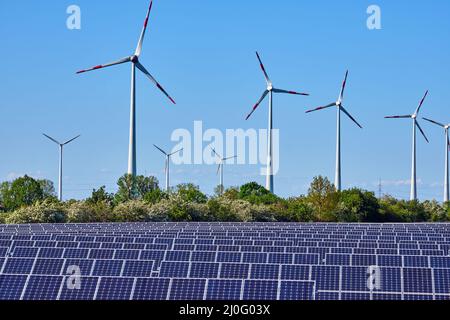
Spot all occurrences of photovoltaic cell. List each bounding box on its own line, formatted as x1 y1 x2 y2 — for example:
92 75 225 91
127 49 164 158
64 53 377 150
159 262 189 278
132 278 170 300
92 260 123 277
95 277 134 300
122 260 154 277
32 259 64 275
279 281 314 300
206 279 242 300
243 280 278 300
220 263 249 279
23 276 63 300
169 279 206 300
189 263 219 279
59 276 99 300
403 268 433 294
0 275 27 300
3 258 35 274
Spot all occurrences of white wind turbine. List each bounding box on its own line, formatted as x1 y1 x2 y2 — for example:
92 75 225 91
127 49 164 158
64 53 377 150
305 71 362 191
43 134 81 201
245 51 309 193
210 146 236 195
385 90 429 201
76 0 175 177
153 144 183 192
423 117 450 203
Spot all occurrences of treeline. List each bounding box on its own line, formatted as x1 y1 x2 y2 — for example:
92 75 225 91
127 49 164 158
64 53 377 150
0 175 449 224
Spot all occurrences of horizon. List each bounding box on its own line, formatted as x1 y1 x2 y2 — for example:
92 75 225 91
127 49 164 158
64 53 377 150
1 0 449 201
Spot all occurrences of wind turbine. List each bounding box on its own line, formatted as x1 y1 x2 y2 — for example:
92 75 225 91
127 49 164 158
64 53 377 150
153 145 183 192
305 71 362 191
43 134 81 201
245 51 309 193
385 90 429 201
423 117 450 202
210 146 236 195
76 0 175 177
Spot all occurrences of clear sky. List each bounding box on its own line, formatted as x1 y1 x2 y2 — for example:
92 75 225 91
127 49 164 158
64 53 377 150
1 0 449 200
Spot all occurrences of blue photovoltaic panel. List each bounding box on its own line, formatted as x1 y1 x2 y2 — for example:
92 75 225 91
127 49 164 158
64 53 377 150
63 248 89 259
403 268 433 294
243 280 278 300
312 266 340 291
38 248 64 259
341 292 371 300
114 249 140 260
88 249 114 260
217 252 241 263
165 250 191 262
23 276 63 300
32 259 64 275
372 293 402 300
206 279 242 300
378 255 402 267
250 264 279 280
281 265 309 281
132 278 170 300
3 258 35 274
0 275 27 300
279 281 314 300
59 276 99 300
379 267 402 293
122 260 153 277
294 254 319 265
169 279 206 300
325 254 350 266
10 247 38 258
404 256 429 268
95 277 134 300
191 251 216 262
316 291 340 300
189 263 219 279
268 253 293 264
351 255 376 266
341 267 369 292
92 260 123 277
63 259 94 277
433 269 450 294
220 263 249 279
403 294 434 301
159 262 189 278
243 252 267 264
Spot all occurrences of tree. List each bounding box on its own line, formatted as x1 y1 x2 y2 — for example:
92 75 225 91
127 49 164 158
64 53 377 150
238 182 279 205
337 188 380 222
306 176 339 221
0 175 55 212
86 186 114 205
114 174 160 203
175 184 208 204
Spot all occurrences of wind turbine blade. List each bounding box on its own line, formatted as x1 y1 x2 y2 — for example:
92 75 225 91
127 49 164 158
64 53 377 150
245 90 269 120
255 52 271 84
273 88 309 96
224 156 237 161
42 133 61 145
63 135 81 146
305 102 336 114
135 61 176 104
153 144 168 156
384 115 412 119
216 164 222 175
422 117 445 128
135 0 153 57
340 106 363 129
210 145 222 160
76 56 131 74
416 121 429 143
339 70 349 101
169 148 183 156
415 90 429 115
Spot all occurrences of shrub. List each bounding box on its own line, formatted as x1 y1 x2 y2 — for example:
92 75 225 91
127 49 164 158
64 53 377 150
5 199 66 224
113 201 152 222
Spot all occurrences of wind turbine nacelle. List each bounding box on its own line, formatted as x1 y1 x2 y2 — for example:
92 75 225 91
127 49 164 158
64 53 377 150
131 55 139 63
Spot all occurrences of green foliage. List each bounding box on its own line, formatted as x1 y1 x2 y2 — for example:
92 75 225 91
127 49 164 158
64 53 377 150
114 174 159 203
143 189 168 205
336 189 381 222
0 175 56 212
238 182 279 205
113 201 152 222
86 186 114 205
306 176 339 221
5 199 66 224
175 184 208 204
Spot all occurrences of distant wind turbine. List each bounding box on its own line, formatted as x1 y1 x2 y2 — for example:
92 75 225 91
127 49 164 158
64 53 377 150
210 146 236 195
153 145 183 192
43 134 81 201
423 117 450 202
305 71 362 191
385 90 430 201
76 0 175 177
245 51 309 193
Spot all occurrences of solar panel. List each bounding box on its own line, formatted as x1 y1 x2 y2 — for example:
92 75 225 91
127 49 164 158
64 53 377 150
59 276 99 300
132 278 170 300
206 279 242 300
32 259 64 275
3 258 35 274
159 262 189 278
403 268 433 294
279 281 315 300
22 276 63 300
250 264 279 280
95 277 134 300
189 262 219 279
243 280 278 300
169 279 206 300
220 263 249 279
0 275 27 300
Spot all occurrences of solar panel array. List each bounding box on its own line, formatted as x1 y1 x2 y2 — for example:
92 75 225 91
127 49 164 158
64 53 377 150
0 223 449 300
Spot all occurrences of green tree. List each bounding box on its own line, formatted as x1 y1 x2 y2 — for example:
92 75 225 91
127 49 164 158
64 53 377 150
337 189 380 222
238 182 279 205
0 175 55 212
306 176 339 221
86 186 114 205
114 174 160 203
175 184 208 203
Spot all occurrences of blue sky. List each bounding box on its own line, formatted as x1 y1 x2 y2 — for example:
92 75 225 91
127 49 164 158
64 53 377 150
0 0 449 200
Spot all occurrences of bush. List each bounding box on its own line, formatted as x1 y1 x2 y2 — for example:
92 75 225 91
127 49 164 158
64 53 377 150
113 201 152 222
66 201 114 223
5 199 66 224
